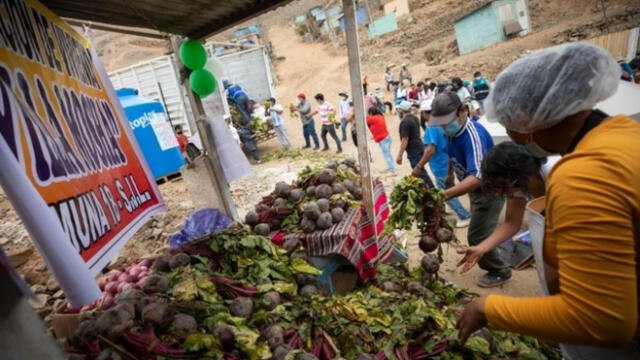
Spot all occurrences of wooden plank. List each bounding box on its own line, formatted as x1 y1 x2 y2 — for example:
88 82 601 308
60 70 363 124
342 0 377 240
170 36 239 220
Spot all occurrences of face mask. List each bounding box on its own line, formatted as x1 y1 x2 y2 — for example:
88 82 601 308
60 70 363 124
442 120 462 136
475 77 481 81
516 142 554 158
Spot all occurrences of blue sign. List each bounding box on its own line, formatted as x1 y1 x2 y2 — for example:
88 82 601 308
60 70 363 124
116 89 185 179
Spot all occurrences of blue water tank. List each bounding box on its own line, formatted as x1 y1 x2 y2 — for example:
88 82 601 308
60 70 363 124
116 88 185 179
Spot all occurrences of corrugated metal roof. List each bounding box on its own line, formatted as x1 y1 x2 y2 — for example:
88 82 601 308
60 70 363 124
40 0 293 39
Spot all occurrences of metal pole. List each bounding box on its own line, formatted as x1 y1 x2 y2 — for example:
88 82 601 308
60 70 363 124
342 0 377 238
170 36 239 220
157 81 176 133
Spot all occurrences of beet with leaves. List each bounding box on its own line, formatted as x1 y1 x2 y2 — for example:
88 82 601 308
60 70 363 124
215 325 236 351
141 274 169 293
331 207 345 223
418 235 438 253
316 212 333 230
421 254 440 274
282 238 301 253
275 181 291 198
253 223 271 236
435 227 454 243
230 296 254 318
173 313 198 334
273 344 293 360
262 325 284 349
169 253 190 269
314 184 333 199
142 301 173 329
151 254 171 272
300 216 317 233
289 188 305 203
96 303 135 339
317 169 336 184
316 198 330 213
245 210 260 226
380 281 402 293
299 284 320 298
262 291 281 310
295 353 319 360
303 202 321 220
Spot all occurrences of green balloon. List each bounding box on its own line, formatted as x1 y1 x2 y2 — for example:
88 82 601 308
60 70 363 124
189 69 217 98
179 40 207 70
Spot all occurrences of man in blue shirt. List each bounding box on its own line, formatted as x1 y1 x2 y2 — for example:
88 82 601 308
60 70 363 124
429 91 511 288
414 100 470 227
224 81 252 125
266 97 291 149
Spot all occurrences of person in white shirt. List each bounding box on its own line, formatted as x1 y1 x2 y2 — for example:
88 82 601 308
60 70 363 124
308 93 342 153
266 97 291 149
452 77 471 101
225 116 241 146
384 66 394 91
338 91 350 142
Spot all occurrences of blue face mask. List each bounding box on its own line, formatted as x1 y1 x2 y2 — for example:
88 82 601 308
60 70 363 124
516 142 554 158
442 120 463 136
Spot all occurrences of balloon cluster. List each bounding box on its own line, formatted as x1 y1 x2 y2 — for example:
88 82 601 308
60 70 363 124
178 40 224 98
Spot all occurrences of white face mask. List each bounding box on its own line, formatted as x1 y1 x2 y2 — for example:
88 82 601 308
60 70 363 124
475 76 481 81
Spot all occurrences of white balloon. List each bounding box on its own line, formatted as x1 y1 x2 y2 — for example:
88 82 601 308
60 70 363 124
205 56 224 79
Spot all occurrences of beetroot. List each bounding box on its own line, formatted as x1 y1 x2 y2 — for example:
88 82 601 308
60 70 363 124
306 186 316 197
317 169 336 184
273 197 286 209
253 223 271 236
230 297 254 318
295 353 319 360
295 273 315 286
407 281 430 296
314 184 333 199
273 344 293 360
316 212 333 230
289 188 305 204
331 207 345 223
173 313 198 334
303 202 321 220
245 210 260 226
282 238 301 254
142 301 173 329
419 235 438 253
117 289 145 305
300 216 317 234
380 281 402 293
435 228 454 243
290 251 309 262
332 182 346 194
316 198 331 213
263 291 281 310
300 284 320 298
169 253 191 269
263 325 284 349
151 254 172 272
421 254 440 274
141 274 169 293
275 182 291 198
215 325 236 351
96 303 135 339
75 320 98 341
357 354 376 360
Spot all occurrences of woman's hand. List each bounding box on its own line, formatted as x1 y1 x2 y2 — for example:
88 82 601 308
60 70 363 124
396 156 403 165
456 296 488 344
456 245 487 274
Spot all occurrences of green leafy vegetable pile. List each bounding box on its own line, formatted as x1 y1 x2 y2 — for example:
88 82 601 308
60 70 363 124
63 227 560 360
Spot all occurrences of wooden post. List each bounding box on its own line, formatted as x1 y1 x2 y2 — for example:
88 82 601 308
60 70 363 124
170 36 239 220
342 0 377 238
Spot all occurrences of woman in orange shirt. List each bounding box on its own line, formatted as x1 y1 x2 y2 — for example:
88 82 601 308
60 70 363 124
456 43 640 358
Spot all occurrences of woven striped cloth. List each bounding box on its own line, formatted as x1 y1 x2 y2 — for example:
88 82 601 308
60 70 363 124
271 179 394 282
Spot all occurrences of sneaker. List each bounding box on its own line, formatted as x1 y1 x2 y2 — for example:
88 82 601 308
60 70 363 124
314 146 320 150
336 149 343 154
302 145 311 149
477 270 512 288
322 148 329 152
456 218 470 228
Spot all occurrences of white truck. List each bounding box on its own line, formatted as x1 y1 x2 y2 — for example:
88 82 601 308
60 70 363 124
108 45 276 139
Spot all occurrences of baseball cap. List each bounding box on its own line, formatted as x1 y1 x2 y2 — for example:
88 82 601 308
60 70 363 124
429 91 462 126
297 93 306 99
397 101 412 112
338 90 348 96
420 98 433 112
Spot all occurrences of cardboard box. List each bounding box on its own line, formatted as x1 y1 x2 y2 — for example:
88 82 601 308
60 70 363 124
51 301 80 339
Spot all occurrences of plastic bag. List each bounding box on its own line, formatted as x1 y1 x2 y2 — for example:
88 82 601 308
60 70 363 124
168 208 232 248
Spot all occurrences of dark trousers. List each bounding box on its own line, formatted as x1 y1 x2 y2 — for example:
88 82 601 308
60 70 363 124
239 127 259 160
302 120 319 147
407 150 434 188
235 95 252 125
468 191 510 273
321 124 342 151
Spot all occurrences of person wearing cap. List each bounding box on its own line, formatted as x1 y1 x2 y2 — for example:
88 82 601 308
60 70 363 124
338 91 351 142
456 43 640 357
373 85 392 114
366 107 395 173
308 93 342 153
293 93 320 150
395 100 434 188
430 91 511 287
224 82 252 125
415 100 471 227
266 97 291 150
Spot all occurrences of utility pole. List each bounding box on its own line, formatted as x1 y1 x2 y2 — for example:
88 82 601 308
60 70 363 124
342 0 377 239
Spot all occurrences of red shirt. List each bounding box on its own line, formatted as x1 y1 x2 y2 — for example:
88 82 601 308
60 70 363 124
408 88 420 100
366 114 389 143
176 134 189 153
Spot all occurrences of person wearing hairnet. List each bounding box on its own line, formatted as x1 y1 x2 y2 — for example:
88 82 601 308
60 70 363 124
456 43 640 359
